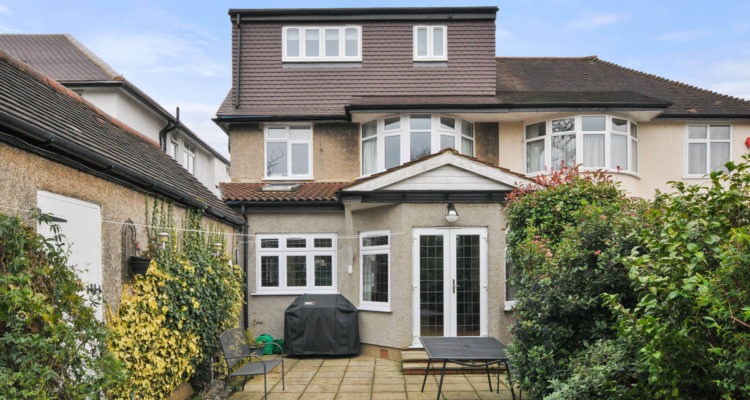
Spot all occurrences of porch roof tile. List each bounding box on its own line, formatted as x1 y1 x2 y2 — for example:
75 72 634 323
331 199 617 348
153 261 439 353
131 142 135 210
220 182 348 202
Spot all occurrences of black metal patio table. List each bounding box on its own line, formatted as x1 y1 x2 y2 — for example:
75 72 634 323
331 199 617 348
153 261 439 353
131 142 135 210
419 336 516 400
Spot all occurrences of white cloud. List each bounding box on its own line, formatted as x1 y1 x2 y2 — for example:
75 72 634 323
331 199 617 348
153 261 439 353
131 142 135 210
85 32 226 78
710 58 750 101
651 29 710 42
567 12 629 30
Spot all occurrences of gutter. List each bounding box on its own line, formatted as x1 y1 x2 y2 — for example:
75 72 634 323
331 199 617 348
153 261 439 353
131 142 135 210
0 110 243 226
159 106 180 152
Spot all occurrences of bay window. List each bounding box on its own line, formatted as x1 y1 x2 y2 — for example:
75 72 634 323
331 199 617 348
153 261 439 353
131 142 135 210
283 26 361 62
524 115 638 174
256 234 336 294
686 124 731 176
265 126 312 179
360 231 390 311
360 114 474 176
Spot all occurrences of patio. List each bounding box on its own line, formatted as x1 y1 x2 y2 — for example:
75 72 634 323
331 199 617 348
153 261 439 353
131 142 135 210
227 355 517 400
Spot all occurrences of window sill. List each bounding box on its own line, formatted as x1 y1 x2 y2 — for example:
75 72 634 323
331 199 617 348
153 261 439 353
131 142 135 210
252 289 338 296
526 168 640 180
262 176 314 181
358 304 391 313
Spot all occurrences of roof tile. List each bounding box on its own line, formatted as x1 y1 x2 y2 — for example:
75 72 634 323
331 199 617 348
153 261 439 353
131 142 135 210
221 182 348 202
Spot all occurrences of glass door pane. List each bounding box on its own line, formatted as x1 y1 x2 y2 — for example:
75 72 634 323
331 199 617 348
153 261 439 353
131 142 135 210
455 234 480 336
419 235 444 337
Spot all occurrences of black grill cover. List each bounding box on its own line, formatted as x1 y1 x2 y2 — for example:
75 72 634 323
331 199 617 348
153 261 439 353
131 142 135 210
284 294 360 356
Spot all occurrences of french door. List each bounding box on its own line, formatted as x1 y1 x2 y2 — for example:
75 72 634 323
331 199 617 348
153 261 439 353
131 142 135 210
412 228 488 346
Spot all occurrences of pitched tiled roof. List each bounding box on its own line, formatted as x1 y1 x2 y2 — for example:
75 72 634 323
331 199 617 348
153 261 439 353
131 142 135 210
0 34 230 164
0 34 116 81
496 56 750 118
221 182 348 203
0 50 242 225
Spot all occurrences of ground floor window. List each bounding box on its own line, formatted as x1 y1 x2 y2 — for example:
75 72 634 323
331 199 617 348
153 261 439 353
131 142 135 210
686 124 731 176
255 233 336 294
360 230 390 311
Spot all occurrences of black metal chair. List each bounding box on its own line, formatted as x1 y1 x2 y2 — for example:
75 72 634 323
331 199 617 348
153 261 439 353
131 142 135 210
219 328 285 398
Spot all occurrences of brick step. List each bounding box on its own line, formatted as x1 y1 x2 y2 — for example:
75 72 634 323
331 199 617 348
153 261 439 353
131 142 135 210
400 349 507 375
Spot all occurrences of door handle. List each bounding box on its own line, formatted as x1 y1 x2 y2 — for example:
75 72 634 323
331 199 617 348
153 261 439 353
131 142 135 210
452 279 460 293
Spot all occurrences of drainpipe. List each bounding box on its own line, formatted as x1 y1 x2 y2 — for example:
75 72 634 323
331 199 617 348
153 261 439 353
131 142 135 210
234 13 241 109
159 107 180 152
241 204 249 331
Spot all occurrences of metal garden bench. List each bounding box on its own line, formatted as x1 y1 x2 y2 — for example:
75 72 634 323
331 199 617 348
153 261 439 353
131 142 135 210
219 328 285 398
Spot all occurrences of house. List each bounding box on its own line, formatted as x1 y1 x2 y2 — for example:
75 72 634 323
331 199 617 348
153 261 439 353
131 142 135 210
0 34 231 196
214 6 750 357
0 49 243 321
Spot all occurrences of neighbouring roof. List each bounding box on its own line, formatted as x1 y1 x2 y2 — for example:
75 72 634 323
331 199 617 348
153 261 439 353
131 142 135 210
221 182 348 203
0 34 230 164
0 50 242 225
495 56 750 118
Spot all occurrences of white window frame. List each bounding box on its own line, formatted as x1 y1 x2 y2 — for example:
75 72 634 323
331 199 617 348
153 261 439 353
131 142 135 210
264 125 313 180
183 142 195 174
523 115 639 176
283 26 362 62
360 114 474 177
359 230 391 312
168 137 179 160
413 25 448 61
255 233 337 295
684 124 732 178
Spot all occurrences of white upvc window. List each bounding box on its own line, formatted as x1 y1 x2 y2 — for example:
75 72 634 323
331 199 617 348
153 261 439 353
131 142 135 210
359 230 391 312
183 142 195 174
283 26 362 62
255 234 337 294
168 137 178 160
360 114 474 176
264 125 313 180
413 25 447 61
686 124 731 177
524 115 639 175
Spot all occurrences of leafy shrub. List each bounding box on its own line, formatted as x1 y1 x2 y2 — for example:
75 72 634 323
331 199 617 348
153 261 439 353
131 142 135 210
0 212 122 399
106 264 201 399
107 199 244 396
611 157 750 399
505 166 646 399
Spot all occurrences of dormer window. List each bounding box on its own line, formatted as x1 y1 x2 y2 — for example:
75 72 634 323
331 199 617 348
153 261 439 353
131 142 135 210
413 26 447 61
283 26 362 62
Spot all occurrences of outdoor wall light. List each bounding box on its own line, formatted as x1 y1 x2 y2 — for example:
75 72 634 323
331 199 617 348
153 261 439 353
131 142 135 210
445 203 459 223
212 242 223 256
157 232 170 249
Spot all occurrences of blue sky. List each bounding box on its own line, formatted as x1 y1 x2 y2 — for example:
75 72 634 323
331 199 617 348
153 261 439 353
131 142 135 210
1 0 749 158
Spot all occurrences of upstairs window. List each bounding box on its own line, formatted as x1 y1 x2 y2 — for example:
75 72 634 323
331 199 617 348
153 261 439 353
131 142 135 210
525 115 638 175
168 137 178 160
413 26 447 61
686 124 731 176
265 126 313 179
361 114 474 176
283 26 361 62
183 142 195 174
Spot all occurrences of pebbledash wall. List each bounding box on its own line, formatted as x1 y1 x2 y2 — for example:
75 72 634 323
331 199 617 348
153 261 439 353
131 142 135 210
245 202 513 351
0 142 237 313
228 122 500 183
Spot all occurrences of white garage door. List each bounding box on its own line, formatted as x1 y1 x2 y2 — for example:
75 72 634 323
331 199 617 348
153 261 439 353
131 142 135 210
37 191 103 321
